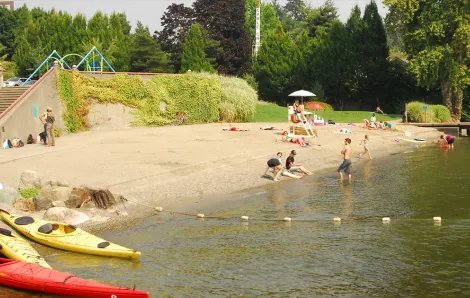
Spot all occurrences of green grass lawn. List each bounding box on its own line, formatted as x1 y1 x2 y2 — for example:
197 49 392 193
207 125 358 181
248 103 402 123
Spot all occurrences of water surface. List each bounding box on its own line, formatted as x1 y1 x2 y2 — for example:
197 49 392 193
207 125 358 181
3 139 470 297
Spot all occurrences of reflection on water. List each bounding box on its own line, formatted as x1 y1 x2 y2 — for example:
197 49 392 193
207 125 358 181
1 140 470 297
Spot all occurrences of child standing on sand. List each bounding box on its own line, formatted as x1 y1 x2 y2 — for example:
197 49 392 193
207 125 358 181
359 134 372 159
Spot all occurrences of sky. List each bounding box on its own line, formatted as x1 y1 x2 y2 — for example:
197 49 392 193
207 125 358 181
14 0 388 33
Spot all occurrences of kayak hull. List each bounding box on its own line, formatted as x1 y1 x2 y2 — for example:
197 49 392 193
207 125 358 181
0 210 140 259
0 228 51 268
0 257 149 298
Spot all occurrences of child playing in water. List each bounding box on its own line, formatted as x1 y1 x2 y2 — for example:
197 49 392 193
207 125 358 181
440 134 455 149
359 134 372 159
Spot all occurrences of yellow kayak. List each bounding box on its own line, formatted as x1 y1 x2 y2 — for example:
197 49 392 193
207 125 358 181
0 227 51 268
0 210 141 259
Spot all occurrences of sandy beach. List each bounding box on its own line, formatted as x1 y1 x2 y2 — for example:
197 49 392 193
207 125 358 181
0 121 441 227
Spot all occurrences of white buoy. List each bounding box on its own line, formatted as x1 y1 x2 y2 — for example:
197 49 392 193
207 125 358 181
283 217 292 222
241 216 249 221
155 207 163 212
197 214 205 219
433 217 442 222
382 217 391 223
333 217 341 222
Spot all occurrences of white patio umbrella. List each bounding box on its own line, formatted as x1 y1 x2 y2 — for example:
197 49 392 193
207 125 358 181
288 90 316 104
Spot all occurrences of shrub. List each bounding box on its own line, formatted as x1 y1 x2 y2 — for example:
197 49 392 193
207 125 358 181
19 188 40 199
431 105 451 123
304 101 334 111
219 76 257 122
407 101 450 123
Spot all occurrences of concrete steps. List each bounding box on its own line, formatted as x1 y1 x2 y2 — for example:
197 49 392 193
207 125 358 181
0 87 30 114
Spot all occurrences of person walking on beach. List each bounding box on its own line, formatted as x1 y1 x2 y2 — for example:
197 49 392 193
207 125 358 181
338 138 352 181
39 107 51 145
359 134 372 159
45 108 55 147
286 150 312 175
440 134 455 149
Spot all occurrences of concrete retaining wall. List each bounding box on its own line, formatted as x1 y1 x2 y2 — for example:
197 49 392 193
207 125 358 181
0 68 66 142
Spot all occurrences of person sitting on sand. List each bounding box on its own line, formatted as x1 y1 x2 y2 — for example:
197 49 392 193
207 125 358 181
378 121 385 129
286 150 313 175
359 134 372 159
376 106 384 114
440 134 455 149
223 123 249 132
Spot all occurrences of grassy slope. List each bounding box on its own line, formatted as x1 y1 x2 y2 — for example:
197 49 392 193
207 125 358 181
248 103 402 123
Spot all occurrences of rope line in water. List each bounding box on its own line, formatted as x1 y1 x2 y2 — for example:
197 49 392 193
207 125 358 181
154 207 443 224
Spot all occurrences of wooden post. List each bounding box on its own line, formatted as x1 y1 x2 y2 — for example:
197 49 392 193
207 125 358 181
405 103 407 123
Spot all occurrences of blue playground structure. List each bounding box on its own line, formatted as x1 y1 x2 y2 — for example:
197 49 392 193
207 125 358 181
21 46 115 86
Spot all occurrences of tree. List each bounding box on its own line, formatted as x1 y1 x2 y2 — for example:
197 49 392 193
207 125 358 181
107 12 131 71
193 0 252 76
245 0 281 45
155 4 195 72
180 23 218 73
310 21 353 110
284 0 308 21
0 6 17 58
254 25 303 103
130 22 172 73
306 0 338 38
384 0 470 120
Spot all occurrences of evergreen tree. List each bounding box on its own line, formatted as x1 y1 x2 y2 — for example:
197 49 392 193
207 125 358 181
0 6 17 58
245 0 281 45
71 14 89 55
108 12 131 71
254 25 303 103
358 1 390 109
306 0 338 38
193 0 252 76
180 23 218 73
130 22 172 73
155 4 195 72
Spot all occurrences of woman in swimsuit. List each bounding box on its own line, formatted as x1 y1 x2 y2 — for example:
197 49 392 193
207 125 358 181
359 134 372 159
293 99 305 115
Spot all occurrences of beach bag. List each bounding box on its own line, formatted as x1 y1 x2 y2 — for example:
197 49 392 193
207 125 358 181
2 139 11 149
328 120 335 125
27 134 34 144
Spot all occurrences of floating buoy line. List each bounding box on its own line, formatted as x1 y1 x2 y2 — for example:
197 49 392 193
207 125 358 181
154 207 444 224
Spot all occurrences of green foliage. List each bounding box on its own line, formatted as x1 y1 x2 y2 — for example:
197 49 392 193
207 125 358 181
384 0 470 119
406 102 451 123
1 61 16 79
254 25 303 103
245 0 281 43
219 76 258 122
19 188 40 199
54 128 62 138
130 22 173 73
58 70 227 128
242 73 259 94
180 23 217 73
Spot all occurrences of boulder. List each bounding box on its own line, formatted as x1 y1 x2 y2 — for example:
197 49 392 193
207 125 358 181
52 187 73 202
14 198 35 212
33 196 53 211
39 188 54 201
18 171 41 190
0 187 20 207
65 195 82 208
41 180 59 189
52 200 66 208
43 207 89 225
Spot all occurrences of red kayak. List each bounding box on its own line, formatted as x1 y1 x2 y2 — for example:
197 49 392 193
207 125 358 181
0 258 149 298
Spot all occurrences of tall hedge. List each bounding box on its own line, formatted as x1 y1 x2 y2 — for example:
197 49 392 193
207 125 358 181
219 76 257 122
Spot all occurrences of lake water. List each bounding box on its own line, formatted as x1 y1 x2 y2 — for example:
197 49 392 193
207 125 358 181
2 139 470 297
